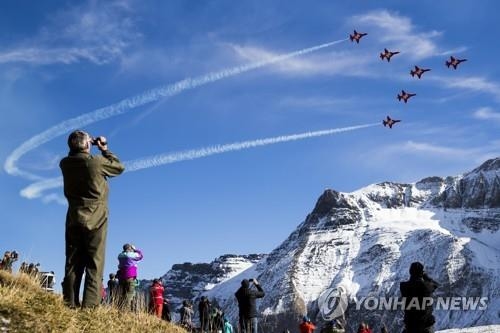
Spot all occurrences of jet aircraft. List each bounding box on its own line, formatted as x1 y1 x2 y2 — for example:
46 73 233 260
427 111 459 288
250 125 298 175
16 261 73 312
446 56 467 69
410 66 431 79
397 90 416 103
350 30 367 43
383 116 401 128
380 48 400 62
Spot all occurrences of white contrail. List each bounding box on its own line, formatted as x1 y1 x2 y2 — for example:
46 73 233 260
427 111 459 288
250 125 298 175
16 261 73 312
4 38 348 180
19 122 378 200
125 123 377 171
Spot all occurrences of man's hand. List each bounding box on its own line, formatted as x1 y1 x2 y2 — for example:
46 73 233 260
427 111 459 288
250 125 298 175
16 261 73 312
96 136 108 152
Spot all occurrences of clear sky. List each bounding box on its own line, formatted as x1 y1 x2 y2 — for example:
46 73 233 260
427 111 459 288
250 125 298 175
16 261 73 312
1 1 499 287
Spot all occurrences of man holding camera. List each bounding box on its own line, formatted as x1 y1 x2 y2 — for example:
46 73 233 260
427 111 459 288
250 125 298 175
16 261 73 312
235 278 265 333
60 130 125 309
0 251 18 272
400 261 439 333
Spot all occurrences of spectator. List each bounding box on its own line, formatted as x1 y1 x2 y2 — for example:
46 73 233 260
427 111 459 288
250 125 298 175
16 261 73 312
299 316 316 333
235 278 265 333
162 298 172 322
357 322 372 333
149 279 164 318
224 317 234 333
60 130 124 308
180 300 194 331
400 262 439 333
198 296 211 332
117 243 143 310
107 273 119 305
0 251 18 273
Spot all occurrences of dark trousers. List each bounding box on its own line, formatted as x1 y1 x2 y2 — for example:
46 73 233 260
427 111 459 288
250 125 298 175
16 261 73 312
239 316 258 333
403 327 434 333
63 220 107 308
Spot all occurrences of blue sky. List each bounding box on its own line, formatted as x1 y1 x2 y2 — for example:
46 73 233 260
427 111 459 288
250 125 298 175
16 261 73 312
1 0 499 286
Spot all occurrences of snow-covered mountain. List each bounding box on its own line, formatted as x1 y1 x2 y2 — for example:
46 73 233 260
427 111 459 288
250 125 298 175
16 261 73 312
202 157 500 332
152 254 264 314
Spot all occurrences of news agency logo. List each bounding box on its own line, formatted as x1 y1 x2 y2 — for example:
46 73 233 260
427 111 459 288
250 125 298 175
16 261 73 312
317 286 489 317
318 286 348 320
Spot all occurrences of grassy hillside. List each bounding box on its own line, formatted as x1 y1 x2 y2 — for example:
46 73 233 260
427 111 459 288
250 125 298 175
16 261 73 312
0 270 187 333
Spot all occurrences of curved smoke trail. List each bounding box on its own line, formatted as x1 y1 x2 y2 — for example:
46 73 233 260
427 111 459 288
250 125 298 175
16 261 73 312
4 38 348 180
20 123 378 200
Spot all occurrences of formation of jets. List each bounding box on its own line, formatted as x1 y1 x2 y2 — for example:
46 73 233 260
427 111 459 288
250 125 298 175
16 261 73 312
349 29 468 129
380 48 400 62
446 56 467 69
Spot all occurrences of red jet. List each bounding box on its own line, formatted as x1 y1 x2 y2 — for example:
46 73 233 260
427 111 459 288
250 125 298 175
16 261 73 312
383 116 401 129
397 90 416 103
349 30 367 44
446 56 467 69
380 48 400 62
410 66 431 79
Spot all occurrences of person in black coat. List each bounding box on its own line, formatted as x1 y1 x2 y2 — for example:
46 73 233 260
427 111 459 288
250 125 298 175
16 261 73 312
400 262 439 333
235 278 265 333
198 296 211 332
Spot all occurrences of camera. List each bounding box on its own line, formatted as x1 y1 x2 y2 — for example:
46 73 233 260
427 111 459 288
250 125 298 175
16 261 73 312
11 251 18 260
249 278 254 283
91 137 107 146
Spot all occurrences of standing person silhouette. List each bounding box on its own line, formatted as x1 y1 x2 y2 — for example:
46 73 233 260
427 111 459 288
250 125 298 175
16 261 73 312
60 130 124 308
235 278 265 333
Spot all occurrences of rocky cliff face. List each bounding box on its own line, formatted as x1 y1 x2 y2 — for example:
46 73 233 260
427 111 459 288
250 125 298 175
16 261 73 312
203 157 500 332
146 254 264 316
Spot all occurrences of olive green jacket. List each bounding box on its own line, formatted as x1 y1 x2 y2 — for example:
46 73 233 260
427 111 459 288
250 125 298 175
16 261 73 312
60 150 125 230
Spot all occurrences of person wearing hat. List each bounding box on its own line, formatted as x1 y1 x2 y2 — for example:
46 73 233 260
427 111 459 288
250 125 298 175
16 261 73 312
400 262 439 333
60 130 124 308
299 316 316 333
235 278 265 333
117 243 143 310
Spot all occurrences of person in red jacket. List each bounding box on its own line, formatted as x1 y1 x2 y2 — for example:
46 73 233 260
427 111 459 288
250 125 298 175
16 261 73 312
299 316 316 333
357 322 372 333
149 279 164 318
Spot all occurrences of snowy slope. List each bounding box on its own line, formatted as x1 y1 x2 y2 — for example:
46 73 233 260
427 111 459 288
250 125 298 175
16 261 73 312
142 254 264 316
437 325 500 333
201 157 500 332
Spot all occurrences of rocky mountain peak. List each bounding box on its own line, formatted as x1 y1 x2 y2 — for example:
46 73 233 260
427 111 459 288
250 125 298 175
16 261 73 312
469 157 500 173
